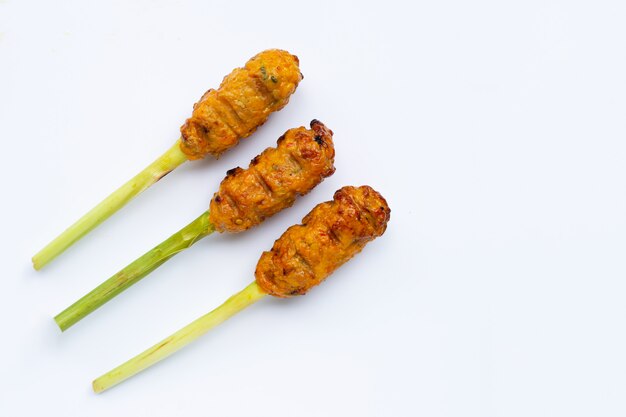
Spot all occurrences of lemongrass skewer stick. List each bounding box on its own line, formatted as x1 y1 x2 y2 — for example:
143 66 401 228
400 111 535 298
54 211 214 331
32 140 188 270
93 281 266 393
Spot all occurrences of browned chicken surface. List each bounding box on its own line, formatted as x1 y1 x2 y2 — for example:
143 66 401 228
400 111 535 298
209 120 335 233
180 49 302 160
255 186 391 297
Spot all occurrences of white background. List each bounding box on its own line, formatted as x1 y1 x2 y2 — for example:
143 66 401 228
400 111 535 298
1 0 625 415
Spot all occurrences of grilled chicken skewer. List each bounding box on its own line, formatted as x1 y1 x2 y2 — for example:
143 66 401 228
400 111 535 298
93 185 390 393
32 49 302 270
55 121 335 331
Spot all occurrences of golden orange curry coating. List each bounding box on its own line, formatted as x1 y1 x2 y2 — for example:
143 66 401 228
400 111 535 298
179 49 302 160
208 120 335 233
255 186 391 297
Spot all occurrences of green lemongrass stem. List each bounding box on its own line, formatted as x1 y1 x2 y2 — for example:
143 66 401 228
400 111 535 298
32 140 189 270
54 211 214 331
93 281 266 393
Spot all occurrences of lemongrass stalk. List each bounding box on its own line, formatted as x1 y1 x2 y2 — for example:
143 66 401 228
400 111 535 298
32 140 189 270
93 281 266 393
55 211 214 331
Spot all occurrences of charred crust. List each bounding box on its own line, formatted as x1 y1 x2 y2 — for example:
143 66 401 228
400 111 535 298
294 249 313 272
314 135 324 145
215 195 222 203
310 119 334 138
326 225 341 244
197 123 209 137
250 155 261 165
226 167 241 177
